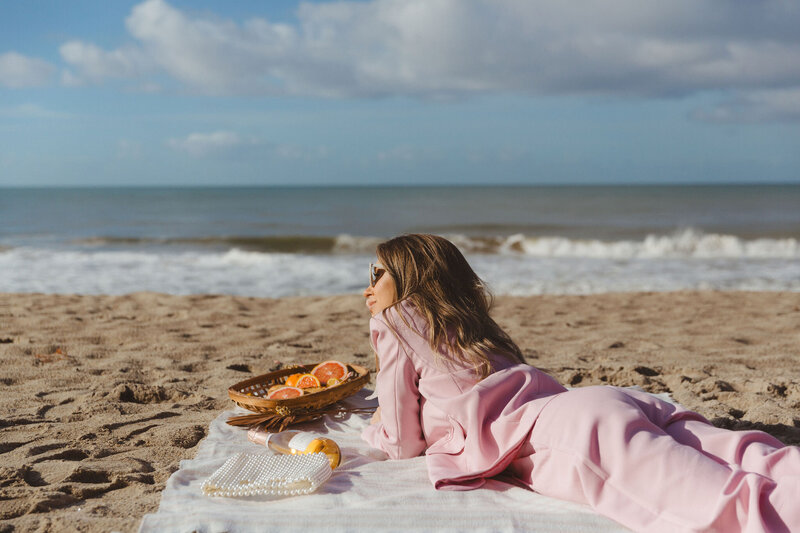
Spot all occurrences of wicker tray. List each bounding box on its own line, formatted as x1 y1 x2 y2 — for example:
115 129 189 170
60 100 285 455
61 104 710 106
227 363 371 430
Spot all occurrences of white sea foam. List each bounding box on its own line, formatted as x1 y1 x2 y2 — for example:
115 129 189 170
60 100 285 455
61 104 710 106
332 234 384 253
467 229 800 259
1 245 798 297
319 229 800 259
0 247 370 297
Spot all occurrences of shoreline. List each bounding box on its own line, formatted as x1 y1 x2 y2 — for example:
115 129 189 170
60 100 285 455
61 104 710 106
1 291 799 531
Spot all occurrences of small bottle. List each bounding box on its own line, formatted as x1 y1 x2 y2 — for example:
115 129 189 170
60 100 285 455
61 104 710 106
248 428 341 469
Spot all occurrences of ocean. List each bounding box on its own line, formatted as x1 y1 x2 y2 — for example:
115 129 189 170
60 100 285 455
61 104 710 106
1 185 798 296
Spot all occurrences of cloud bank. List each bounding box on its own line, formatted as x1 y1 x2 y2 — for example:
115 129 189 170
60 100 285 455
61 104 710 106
166 131 328 160
0 52 55 88
166 131 251 157
42 0 800 121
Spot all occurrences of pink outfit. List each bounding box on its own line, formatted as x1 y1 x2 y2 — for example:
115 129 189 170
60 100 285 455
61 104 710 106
362 301 800 533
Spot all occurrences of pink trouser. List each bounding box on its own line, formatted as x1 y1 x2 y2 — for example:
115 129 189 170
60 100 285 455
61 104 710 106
507 386 800 533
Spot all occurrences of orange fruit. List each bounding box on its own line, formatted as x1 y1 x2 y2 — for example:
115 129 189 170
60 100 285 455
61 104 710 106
327 377 341 387
267 386 304 400
284 373 303 387
294 373 321 389
311 360 349 386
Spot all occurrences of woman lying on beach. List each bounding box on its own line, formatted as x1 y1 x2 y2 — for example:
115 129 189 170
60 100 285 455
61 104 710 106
361 234 800 533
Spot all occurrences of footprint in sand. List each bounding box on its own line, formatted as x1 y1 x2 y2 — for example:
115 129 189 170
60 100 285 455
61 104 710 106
57 469 128 500
0 464 49 488
169 424 206 449
25 491 81 515
31 449 89 464
26 443 67 456
64 467 110 484
0 440 34 454
110 383 189 403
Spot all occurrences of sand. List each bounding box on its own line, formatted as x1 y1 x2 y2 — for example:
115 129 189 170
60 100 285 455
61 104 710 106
1 291 799 532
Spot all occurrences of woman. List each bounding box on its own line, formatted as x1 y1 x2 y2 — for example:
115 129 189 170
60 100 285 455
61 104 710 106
361 234 799 533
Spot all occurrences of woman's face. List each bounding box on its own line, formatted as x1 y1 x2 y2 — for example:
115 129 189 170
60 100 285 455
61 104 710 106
363 262 397 316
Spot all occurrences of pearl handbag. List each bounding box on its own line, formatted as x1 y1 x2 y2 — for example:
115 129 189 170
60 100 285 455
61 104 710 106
202 452 332 498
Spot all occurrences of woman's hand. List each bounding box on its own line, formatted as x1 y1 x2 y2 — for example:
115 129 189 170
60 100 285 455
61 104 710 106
371 406 381 424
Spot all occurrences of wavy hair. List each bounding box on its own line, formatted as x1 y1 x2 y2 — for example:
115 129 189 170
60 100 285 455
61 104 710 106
376 234 524 378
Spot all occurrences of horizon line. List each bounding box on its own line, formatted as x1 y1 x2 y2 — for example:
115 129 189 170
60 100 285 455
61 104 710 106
2 181 799 190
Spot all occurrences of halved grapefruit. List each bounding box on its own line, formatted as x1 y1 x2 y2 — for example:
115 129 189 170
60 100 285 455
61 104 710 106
267 386 304 400
311 360 349 386
267 384 287 394
294 373 321 389
284 373 303 387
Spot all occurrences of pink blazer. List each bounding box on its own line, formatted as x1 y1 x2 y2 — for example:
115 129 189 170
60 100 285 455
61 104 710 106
361 300 566 490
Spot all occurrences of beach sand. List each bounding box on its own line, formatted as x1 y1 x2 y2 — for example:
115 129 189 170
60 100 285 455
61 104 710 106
1 291 799 532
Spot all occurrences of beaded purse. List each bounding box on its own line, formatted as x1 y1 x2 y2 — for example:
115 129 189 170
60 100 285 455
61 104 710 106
202 452 332 498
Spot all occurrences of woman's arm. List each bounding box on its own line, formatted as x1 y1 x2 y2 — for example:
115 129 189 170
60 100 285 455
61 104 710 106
361 316 427 459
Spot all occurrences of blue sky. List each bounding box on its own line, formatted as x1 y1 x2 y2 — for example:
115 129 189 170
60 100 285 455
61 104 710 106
1 0 799 187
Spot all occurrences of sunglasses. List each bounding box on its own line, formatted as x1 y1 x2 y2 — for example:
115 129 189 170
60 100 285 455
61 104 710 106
369 262 386 287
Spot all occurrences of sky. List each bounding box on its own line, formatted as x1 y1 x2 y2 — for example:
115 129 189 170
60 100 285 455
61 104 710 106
1 0 799 187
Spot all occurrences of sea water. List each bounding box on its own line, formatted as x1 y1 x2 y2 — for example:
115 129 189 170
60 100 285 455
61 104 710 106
1 185 798 296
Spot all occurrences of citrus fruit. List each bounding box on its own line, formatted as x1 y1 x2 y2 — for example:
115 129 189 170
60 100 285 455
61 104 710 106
284 373 303 387
294 373 321 389
326 377 341 387
311 360 349 386
267 386 304 400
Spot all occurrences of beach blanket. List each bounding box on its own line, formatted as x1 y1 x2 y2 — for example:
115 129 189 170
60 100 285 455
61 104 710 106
139 389 633 533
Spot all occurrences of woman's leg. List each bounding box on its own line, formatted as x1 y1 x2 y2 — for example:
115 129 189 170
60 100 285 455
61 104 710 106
618 387 800 482
667 417 800 481
509 386 800 533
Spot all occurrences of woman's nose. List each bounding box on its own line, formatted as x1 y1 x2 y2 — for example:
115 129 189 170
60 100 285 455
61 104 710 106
363 285 373 297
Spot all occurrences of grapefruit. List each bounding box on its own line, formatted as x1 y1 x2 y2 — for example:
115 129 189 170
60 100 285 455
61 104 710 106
294 373 321 389
267 386 303 400
284 373 303 387
312 360 349 386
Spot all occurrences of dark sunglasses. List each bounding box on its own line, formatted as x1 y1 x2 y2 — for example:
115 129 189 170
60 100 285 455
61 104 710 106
370 262 386 287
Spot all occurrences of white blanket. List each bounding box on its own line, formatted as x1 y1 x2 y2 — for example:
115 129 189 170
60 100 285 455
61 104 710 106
140 390 631 532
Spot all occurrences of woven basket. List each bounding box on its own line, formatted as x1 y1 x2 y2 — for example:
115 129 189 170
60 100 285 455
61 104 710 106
227 363 371 430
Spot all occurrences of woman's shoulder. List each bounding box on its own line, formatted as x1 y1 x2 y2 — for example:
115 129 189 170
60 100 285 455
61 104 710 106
370 300 434 365
371 299 428 336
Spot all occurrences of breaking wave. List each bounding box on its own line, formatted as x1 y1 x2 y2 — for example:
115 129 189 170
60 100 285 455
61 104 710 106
461 229 800 259
1 241 799 296
67 228 800 259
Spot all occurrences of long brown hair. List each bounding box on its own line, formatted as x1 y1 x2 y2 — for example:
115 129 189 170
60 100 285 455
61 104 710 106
376 234 524 378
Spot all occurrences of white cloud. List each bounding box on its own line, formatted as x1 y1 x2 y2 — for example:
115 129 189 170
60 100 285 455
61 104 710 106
59 40 153 84
56 0 800 120
0 52 55 88
166 131 250 156
693 89 800 123
166 131 329 160
60 68 85 87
